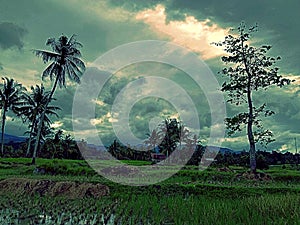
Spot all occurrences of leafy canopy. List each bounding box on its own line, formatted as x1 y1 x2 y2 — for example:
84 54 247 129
214 22 292 146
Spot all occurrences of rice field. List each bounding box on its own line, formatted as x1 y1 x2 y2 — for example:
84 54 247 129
0 193 299 224
0 158 300 224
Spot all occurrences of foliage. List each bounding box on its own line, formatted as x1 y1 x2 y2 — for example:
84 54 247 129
108 140 152 161
214 22 292 172
144 118 196 157
144 128 161 151
186 144 205 166
40 130 83 160
32 34 86 164
33 35 85 87
0 77 26 156
18 84 60 157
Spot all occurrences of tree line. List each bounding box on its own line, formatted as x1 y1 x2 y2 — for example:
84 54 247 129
3 129 83 160
0 35 85 164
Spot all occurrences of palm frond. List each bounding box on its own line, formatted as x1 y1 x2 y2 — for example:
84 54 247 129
33 34 86 94
33 50 60 63
42 62 59 81
67 34 83 49
71 57 86 71
66 63 80 84
46 37 57 50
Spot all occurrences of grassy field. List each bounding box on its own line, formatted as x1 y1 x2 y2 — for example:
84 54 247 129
0 158 299 224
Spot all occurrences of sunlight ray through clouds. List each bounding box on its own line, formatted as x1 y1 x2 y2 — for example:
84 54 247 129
136 5 230 59
50 121 63 129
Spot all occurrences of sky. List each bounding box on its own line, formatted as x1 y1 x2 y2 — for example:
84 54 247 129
0 0 300 152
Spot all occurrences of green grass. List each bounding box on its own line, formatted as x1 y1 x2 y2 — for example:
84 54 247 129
0 158 300 224
0 193 299 224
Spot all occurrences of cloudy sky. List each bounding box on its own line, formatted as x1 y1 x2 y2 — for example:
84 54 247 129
0 0 299 152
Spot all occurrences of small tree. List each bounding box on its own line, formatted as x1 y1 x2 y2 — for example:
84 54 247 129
214 22 292 173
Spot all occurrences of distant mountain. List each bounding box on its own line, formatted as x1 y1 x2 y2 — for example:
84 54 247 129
133 144 242 154
220 147 242 154
86 144 107 151
206 146 242 154
0 133 27 144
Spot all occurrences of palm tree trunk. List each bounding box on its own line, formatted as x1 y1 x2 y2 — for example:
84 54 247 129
32 76 60 165
51 143 57 159
26 120 36 157
26 135 32 157
1 109 6 156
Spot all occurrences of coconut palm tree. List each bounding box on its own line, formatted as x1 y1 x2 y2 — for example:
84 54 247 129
158 118 180 157
144 128 162 152
177 123 191 149
27 122 54 158
39 129 64 159
0 77 26 156
18 84 60 157
32 34 85 164
61 134 80 159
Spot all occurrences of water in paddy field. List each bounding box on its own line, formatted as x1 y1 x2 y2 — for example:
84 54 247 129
0 209 117 225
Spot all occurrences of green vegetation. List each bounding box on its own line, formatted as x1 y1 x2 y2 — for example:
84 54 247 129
0 34 86 165
0 158 299 224
0 23 299 224
0 192 299 225
214 22 292 173
20 84 60 157
31 34 85 165
0 77 26 155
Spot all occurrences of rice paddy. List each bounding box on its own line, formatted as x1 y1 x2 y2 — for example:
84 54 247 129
0 158 299 224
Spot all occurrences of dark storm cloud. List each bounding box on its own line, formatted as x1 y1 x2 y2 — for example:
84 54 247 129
1 0 299 151
108 0 300 74
168 1 300 74
0 0 109 60
108 0 162 11
0 22 27 50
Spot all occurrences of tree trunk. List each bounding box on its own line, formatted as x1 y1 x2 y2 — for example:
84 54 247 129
26 119 36 157
26 136 32 157
242 38 257 174
247 82 256 173
26 134 32 157
31 156 36 165
32 76 59 165
1 109 6 156
248 120 256 173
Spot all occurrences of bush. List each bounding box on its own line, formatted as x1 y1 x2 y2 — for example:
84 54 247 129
256 154 269 170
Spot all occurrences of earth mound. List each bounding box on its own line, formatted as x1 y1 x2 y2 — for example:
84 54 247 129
101 165 143 177
235 171 272 181
0 178 109 199
217 167 234 172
